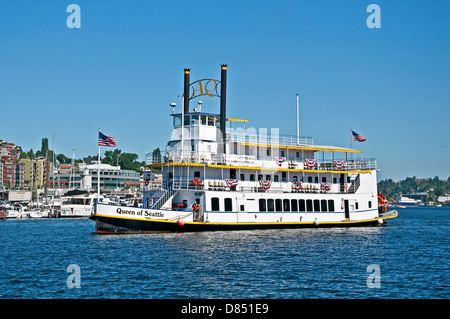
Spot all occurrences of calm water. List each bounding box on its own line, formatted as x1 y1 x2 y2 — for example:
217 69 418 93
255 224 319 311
0 207 448 299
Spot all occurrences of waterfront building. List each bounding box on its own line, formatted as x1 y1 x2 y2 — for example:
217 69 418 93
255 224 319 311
50 162 141 192
19 157 52 190
1 156 25 189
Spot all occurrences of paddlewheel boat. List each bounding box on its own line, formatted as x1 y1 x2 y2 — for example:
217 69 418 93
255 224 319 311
90 65 398 233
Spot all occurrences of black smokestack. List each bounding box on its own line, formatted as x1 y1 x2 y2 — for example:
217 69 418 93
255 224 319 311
220 64 227 142
183 68 190 113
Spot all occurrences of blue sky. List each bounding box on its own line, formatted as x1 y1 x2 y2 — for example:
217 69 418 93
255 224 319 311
1 0 449 181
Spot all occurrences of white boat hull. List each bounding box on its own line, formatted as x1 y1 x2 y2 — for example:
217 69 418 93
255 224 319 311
90 203 397 233
29 211 49 218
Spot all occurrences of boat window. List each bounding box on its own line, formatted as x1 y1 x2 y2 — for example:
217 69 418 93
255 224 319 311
211 197 220 211
283 199 290 212
266 175 271 181
368 201 372 208
306 199 313 212
208 116 214 126
291 199 298 211
314 200 320 212
293 176 298 181
184 115 190 126
355 202 359 210
328 200 335 212
215 117 220 128
307 176 312 183
259 199 266 212
194 171 201 178
315 176 319 183
267 199 274 212
240 174 245 180
201 115 207 125
274 175 279 182
191 115 200 125
299 199 306 212
250 174 255 181
258 174 263 181
322 177 327 182
321 199 327 212
281 172 286 182
275 199 282 212
174 115 181 126
224 198 233 211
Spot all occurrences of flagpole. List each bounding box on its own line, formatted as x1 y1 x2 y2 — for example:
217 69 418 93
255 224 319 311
296 93 300 145
98 128 101 201
350 128 353 150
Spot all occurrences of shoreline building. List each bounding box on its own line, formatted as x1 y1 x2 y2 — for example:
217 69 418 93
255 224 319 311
51 162 140 192
19 157 52 190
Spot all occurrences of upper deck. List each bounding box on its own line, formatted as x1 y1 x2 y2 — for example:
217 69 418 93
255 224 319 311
146 117 375 174
146 65 376 175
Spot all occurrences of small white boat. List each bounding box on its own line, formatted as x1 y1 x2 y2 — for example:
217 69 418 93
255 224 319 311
29 209 49 218
7 204 30 219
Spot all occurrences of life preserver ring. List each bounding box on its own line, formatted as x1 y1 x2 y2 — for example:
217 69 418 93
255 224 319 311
192 177 200 185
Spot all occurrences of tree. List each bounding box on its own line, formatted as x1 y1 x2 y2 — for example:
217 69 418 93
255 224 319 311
102 149 143 172
57 153 71 164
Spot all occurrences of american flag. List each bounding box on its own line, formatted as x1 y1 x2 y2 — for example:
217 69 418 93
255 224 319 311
352 130 366 142
99 132 117 147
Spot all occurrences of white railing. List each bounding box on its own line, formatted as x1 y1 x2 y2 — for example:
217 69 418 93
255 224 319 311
227 131 314 147
149 150 377 172
163 176 360 195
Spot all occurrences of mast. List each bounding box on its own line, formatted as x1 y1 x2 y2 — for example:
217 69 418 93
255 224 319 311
296 93 300 145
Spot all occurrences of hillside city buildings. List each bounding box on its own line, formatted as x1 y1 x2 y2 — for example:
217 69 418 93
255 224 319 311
0 139 141 199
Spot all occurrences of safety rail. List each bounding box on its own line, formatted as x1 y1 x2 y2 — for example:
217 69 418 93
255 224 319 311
164 176 362 195
148 152 377 172
150 183 174 209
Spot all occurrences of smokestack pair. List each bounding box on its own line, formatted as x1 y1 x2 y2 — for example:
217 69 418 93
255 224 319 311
183 65 227 141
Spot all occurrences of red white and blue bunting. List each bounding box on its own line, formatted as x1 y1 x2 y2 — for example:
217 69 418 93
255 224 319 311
291 180 302 190
334 160 345 170
224 179 239 189
320 182 332 191
304 159 317 169
259 180 272 190
274 157 286 166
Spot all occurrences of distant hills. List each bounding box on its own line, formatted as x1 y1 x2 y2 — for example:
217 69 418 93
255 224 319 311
378 176 450 203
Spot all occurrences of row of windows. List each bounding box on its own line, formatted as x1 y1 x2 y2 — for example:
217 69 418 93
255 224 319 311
210 197 335 213
259 198 335 212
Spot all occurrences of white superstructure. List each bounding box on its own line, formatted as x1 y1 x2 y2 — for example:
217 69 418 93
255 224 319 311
91 65 397 232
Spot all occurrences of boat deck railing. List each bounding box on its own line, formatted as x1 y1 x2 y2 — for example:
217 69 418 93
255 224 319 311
144 176 361 195
149 150 376 172
227 131 314 147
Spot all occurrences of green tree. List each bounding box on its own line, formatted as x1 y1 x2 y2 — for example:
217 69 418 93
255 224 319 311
102 149 143 172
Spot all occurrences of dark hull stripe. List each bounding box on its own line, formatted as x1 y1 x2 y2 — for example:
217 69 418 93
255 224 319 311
91 215 381 233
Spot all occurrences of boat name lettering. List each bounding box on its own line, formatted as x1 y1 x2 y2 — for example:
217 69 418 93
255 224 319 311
116 208 164 218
